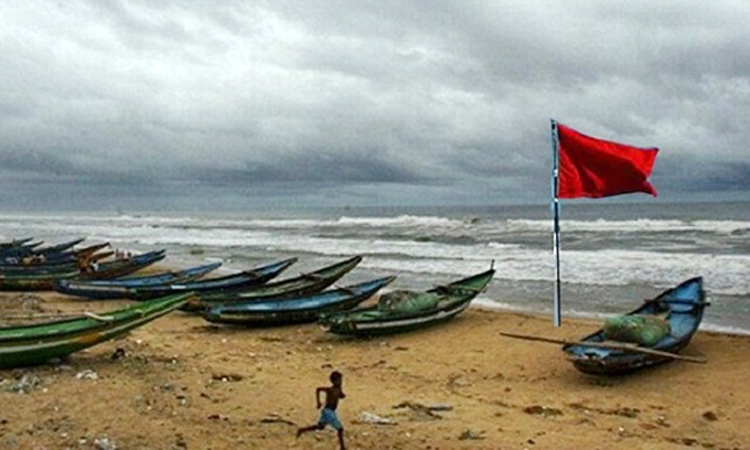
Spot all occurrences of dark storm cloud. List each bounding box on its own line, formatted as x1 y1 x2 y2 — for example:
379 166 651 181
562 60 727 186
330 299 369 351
0 148 143 183
702 163 750 192
0 0 748 206
189 150 424 184
656 156 750 193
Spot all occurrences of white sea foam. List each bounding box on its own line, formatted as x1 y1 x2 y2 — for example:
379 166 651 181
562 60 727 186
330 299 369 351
503 218 750 234
336 215 467 228
7 213 749 237
699 323 750 336
472 298 540 314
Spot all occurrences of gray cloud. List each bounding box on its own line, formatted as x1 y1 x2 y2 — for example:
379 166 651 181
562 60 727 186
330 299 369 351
188 150 424 184
0 1 748 208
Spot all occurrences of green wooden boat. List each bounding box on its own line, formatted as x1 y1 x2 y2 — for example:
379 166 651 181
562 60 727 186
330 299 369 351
185 255 363 311
0 268 81 291
320 267 495 337
0 292 192 369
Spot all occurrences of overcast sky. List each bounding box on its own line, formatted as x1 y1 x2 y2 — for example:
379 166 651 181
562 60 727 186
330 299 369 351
1 1 749 211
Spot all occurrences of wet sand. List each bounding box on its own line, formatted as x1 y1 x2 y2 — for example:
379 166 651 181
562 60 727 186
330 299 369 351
1 290 749 450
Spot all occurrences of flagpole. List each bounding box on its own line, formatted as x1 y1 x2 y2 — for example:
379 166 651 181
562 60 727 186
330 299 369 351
550 119 562 327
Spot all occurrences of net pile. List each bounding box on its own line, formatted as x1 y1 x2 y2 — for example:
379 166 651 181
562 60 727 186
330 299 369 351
603 314 671 346
378 291 441 313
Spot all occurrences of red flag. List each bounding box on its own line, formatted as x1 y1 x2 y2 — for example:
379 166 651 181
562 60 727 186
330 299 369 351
556 123 658 199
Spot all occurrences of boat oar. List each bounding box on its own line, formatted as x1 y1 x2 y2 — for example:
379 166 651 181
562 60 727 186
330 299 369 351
83 312 115 322
499 332 707 364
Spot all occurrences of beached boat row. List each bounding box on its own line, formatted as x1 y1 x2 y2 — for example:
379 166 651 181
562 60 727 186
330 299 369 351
0 240 496 369
50 253 496 333
0 236 708 376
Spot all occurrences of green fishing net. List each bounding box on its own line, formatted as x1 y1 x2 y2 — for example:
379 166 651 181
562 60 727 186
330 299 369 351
378 290 441 313
603 314 671 346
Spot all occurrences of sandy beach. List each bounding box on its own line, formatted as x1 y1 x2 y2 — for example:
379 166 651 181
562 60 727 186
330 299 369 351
1 289 749 450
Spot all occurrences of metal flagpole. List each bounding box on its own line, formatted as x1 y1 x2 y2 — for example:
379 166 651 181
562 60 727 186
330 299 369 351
550 119 562 327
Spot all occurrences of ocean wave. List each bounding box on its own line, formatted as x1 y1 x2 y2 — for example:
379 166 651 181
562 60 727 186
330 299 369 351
8 213 750 237
2 212 749 298
336 215 468 228
503 218 750 234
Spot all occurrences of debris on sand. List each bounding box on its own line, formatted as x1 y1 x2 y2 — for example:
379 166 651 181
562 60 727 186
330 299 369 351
355 411 396 425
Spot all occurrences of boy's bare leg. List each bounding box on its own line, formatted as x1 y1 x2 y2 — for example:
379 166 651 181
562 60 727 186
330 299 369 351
296 424 322 438
337 429 346 450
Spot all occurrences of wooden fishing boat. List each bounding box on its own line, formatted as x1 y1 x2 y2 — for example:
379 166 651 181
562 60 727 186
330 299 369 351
0 243 110 271
117 257 299 301
73 242 111 257
0 242 112 267
0 238 41 258
0 250 168 290
0 238 86 265
186 255 364 311
46 242 111 265
320 267 495 337
0 237 34 253
201 276 396 326
0 262 79 274
77 249 167 280
31 237 86 256
0 292 192 369
52 261 224 299
561 277 707 375
0 267 81 291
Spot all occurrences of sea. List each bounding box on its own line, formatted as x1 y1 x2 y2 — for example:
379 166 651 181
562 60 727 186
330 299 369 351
0 200 748 334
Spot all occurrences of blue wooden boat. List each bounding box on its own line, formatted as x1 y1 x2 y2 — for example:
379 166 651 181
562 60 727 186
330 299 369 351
46 242 111 264
321 268 495 337
118 258 299 301
201 276 396 326
0 237 34 252
0 250 168 291
562 277 707 375
0 242 111 271
53 261 223 299
0 238 40 257
188 255 364 311
0 237 86 265
32 237 86 256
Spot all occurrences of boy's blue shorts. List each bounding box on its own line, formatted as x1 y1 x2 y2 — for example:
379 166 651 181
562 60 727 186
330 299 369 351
318 407 343 430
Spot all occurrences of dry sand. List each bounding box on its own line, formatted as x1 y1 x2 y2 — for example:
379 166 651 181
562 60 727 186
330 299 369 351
1 290 749 450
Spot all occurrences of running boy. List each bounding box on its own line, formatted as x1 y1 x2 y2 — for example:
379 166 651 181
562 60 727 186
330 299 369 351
297 370 346 450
